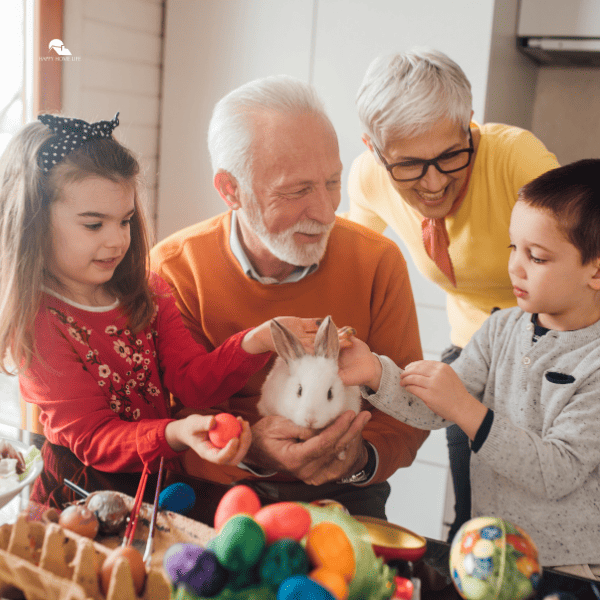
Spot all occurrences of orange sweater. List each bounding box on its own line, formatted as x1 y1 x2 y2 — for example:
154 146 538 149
150 212 428 485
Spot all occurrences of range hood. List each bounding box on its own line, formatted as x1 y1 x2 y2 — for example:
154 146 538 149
517 0 600 66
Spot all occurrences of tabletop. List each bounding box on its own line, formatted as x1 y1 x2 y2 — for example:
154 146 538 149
2 425 599 600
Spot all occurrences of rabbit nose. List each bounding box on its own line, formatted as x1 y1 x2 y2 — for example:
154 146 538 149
305 416 317 428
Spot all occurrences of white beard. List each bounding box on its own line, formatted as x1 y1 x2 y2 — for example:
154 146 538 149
239 193 333 267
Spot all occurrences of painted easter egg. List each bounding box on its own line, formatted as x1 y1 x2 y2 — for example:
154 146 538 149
208 514 266 571
159 482 196 515
305 521 356 582
163 543 227 597
209 413 242 448
310 567 350 600
214 484 262 532
449 516 542 600
254 502 312 545
277 575 336 600
259 538 310 589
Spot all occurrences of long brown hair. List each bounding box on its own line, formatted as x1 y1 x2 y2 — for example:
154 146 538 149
0 120 155 375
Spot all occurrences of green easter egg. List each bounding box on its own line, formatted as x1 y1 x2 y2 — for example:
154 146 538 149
259 538 310 589
211 514 266 571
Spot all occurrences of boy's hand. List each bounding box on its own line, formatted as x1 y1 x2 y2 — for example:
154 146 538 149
338 336 382 390
166 414 252 466
400 361 487 439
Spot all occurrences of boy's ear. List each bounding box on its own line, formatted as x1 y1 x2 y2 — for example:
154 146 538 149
214 171 241 209
589 259 600 290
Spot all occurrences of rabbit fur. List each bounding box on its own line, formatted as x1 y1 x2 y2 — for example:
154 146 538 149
257 315 362 429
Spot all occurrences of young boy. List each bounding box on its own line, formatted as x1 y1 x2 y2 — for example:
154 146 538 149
339 159 600 575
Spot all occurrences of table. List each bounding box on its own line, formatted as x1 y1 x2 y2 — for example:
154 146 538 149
4 426 600 600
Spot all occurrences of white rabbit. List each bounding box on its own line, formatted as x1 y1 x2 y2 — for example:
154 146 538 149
257 315 362 429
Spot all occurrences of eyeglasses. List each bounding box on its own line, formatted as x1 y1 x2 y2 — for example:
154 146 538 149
372 129 474 182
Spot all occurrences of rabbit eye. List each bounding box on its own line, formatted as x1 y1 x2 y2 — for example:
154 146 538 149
327 388 333 400
297 384 302 397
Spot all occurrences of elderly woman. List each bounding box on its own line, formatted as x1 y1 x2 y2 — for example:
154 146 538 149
347 47 559 540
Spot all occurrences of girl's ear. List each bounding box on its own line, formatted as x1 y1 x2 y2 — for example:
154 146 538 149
214 171 241 209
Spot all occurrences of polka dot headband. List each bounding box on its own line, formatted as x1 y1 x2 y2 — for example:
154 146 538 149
37 112 120 173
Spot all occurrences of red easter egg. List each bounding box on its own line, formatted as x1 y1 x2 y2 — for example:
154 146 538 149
214 485 262 532
254 502 312 545
208 413 242 448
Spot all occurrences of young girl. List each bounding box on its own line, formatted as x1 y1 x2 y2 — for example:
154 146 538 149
339 160 600 574
0 113 317 474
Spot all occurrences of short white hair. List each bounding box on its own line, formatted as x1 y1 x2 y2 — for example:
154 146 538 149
356 48 472 149
208 75 331 187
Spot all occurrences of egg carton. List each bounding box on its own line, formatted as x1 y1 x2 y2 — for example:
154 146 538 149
0 497 217 600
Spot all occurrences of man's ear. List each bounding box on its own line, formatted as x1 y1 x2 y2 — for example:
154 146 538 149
214 171 241 209
362 135 374 152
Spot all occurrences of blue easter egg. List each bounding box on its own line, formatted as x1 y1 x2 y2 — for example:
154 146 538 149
277 575 336 600
159 483 196 515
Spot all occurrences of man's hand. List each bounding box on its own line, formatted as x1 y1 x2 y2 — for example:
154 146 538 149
244 410 372 486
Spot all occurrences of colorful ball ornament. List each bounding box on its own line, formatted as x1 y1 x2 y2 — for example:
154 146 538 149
449 516 542 600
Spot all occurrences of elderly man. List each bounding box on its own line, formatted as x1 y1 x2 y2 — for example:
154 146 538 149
150 75 428 520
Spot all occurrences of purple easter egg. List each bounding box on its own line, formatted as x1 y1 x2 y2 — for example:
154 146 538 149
163 542 227 596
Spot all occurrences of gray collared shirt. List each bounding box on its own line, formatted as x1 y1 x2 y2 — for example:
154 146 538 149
229 211 318 284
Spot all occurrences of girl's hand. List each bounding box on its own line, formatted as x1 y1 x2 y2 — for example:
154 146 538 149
165 414 252 466
400 361 486 439
338 336 382 390
242 317 320 354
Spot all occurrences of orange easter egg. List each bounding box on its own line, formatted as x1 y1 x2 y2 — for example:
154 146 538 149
310 567 349 600
208 413 242 448
305 522 355 582
254 502 312 545
214 485 262 532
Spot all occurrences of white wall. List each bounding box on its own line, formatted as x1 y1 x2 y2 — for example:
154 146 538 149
62 0 164 225
530 66 600 164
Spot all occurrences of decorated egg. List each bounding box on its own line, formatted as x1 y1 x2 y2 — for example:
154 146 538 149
305 521 356 582
449 516 542 600
259 538 310 589
310 567 350 600
159 483 197 515
208 514 266 571
254 502 311 545
214 484 262 532
163 543 227 597
302 504 396 600
277 575 336 600
209 413 242 448
85 490 129 534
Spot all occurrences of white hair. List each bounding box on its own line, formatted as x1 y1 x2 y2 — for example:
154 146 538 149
207 75 331 188
356 48 473 149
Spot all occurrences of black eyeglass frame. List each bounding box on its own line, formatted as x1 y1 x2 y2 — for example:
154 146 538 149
372 129 474 182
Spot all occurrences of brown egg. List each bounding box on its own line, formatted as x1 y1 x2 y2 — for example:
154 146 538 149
100 545 146 596
58 504 99 539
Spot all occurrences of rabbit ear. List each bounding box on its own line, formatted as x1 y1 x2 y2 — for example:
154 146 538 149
314 315 339 361
269 319 306 364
